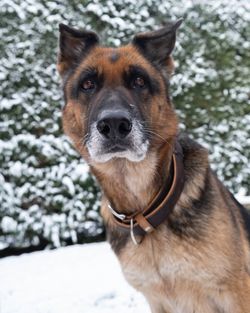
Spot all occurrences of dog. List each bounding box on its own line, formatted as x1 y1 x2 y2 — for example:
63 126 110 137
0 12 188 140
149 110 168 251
57 19 250 313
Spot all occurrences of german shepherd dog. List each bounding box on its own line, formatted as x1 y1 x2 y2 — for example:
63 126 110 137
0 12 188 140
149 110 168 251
57 20 250 313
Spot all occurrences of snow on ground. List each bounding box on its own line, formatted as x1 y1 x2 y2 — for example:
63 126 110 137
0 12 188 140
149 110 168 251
0 243 149 313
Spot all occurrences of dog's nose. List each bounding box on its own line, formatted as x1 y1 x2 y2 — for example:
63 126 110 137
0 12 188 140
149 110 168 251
97 111 132 140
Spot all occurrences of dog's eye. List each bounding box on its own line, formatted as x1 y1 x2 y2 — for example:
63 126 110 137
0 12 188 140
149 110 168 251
81 79 96 92
132 77 146 89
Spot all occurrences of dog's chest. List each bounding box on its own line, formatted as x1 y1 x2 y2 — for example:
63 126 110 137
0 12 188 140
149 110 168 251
117 231 234 313
119 230 206 288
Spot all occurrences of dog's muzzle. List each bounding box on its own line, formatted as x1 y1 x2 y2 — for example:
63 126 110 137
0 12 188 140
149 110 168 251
86 109 149 163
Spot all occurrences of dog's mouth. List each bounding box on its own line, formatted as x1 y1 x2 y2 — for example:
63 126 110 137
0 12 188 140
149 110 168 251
106 143 128 153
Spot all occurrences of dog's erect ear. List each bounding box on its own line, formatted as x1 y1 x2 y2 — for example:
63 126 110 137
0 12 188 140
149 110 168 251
57 23 99 76
132 19 183 68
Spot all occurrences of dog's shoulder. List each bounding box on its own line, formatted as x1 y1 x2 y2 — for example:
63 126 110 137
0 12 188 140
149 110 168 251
177 132 209 179
179 132 250 245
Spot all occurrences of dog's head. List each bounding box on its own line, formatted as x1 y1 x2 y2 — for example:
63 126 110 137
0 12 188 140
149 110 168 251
57 20 182 165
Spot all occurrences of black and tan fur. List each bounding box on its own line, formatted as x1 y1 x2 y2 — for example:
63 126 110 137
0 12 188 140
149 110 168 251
57 21 250 313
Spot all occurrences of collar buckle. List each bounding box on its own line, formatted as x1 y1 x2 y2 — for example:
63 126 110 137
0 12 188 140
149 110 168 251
108 204 126 221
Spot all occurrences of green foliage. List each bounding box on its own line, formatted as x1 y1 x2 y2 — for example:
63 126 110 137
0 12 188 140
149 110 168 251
0 0 249 250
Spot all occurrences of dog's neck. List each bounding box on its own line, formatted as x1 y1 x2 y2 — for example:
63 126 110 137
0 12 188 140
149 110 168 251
91 142 174 215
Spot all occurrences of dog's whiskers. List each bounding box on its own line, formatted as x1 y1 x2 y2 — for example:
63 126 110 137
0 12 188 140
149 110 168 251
143 128 171 148
83 133 89 145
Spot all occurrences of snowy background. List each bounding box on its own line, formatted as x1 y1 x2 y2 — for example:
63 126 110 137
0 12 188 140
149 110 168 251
0 1 249 312
0 0 249 252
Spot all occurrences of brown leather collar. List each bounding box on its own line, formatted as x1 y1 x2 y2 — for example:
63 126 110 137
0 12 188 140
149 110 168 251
108 141 185 243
